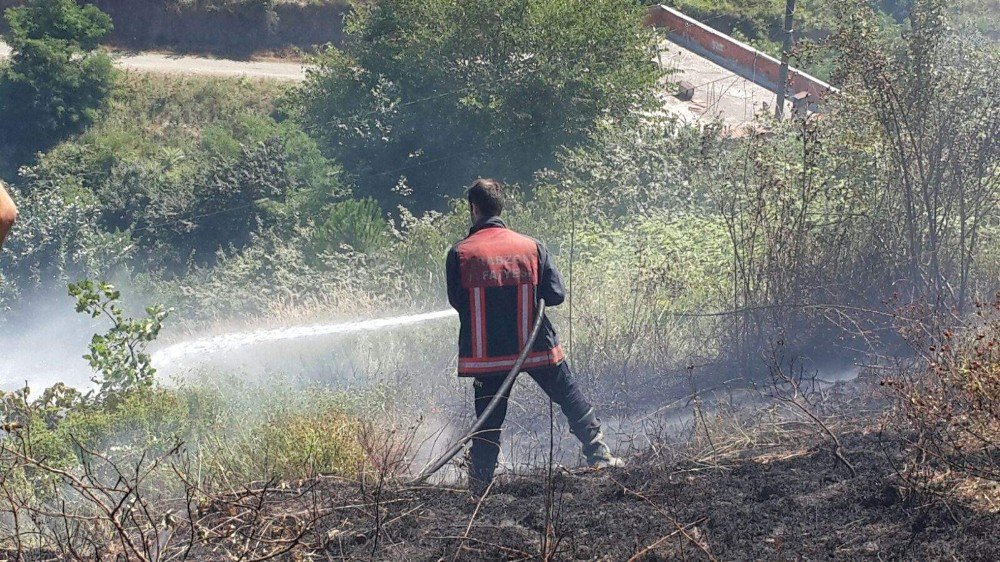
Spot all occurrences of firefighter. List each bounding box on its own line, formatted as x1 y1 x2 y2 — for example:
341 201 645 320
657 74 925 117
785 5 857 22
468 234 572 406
446 178 623 496
0 181 16 250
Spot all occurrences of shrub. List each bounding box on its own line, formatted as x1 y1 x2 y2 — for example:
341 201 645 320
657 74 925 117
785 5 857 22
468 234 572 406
256 402 363 479
0 182 131 317
293 0 661 210
151 227 399 320
69 280 169 404
0 282 366 520
531 113 722 228
0 0 116 154
180 137 298 260
888 296 1000 487
833 0 1000 312
314 197 389 254
4 74 349 276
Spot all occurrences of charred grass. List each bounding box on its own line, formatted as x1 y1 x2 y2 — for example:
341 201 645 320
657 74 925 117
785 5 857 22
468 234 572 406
151 376 1000 560
304 430 999 561
3 377 998 560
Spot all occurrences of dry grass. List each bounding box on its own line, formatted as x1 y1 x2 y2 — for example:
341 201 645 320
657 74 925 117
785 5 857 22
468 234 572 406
884 296 1000 505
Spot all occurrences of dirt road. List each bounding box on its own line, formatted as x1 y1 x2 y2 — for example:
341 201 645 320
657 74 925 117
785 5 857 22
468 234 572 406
0 41 308 82
1 40 779 125
113 51 307 81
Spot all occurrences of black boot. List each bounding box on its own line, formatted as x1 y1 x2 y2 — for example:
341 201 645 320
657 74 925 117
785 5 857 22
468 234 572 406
468 438 500 498
468 460 495 498
569 409 625 468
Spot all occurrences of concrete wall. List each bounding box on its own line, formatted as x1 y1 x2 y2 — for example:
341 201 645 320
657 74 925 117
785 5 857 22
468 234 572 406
645 5 836 100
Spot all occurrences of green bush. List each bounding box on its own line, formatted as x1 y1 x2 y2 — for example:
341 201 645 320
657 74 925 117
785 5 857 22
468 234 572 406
0 0 116 155
1 74 352 314
315 197 389 254
255 400 363 479
293 0 661 210
69 280 169 404
0 181 131 316
0 283 365 514
178 137 299 261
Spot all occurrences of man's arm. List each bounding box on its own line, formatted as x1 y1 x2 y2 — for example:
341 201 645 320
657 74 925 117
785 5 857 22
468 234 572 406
446 247 464 311
537 243 566 307
0 182 16 250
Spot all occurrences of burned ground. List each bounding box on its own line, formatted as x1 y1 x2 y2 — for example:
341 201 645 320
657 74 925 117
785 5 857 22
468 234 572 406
168 424 997 561
4 378 998 561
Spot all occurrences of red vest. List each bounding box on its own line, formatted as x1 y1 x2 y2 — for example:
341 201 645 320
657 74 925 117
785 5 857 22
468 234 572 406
454 227 564 376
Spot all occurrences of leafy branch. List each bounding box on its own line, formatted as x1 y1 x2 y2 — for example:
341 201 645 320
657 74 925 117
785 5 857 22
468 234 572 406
69 280 170 403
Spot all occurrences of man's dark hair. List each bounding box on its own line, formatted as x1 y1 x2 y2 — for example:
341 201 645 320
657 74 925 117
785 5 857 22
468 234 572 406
467 178 504 217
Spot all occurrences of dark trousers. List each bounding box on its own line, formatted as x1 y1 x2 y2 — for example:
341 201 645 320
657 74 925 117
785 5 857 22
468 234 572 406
470 360 593 480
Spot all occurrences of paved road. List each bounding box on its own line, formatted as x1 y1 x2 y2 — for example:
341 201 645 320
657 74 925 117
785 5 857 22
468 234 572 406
0 41 307 82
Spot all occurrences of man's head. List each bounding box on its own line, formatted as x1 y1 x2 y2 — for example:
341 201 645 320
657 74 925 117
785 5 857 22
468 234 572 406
466 178 504 225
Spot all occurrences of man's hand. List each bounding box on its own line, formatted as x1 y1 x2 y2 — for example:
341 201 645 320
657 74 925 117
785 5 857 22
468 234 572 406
0 181 17 250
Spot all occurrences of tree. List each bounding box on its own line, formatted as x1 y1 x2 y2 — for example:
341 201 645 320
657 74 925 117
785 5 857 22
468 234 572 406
0 0 115 155
833 0 1000 312
293 0 661 210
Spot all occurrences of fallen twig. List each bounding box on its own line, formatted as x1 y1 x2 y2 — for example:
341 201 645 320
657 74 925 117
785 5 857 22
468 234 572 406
628 516 709 562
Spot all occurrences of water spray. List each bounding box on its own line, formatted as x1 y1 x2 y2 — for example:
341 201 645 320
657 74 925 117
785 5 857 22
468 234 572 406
152 309 457 369
149 300 547 486
410 299 547 485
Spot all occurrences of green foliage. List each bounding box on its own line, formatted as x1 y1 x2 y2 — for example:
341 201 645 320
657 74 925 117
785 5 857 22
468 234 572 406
293 0 661 209
4 0 111 48
178 137 299 260
666 0 789 42
315 197 389 253
68 280 169 402
18 73 303 201
1 381 363 492
533 114 723 227
0 0 116 154
499 115 732 380
832 0 1000 310
27 388 193 468
153 227 399 319
252 399 363 479
0 74 351 315
0 181 131 315
1 283 364 513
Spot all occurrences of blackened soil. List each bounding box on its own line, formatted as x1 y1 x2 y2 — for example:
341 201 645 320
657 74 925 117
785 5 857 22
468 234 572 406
313 430 999 561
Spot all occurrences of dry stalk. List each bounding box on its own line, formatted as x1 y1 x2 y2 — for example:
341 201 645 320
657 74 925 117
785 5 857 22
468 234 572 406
766 357 858 478
607 475 716 561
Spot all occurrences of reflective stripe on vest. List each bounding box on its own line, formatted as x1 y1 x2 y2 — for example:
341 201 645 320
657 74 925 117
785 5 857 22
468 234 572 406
458 346 565 375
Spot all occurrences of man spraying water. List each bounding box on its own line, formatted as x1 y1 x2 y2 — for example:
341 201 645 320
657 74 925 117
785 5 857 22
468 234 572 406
446 178 623 497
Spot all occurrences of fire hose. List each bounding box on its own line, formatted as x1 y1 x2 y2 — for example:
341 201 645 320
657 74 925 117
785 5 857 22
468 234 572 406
409 298 547 485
